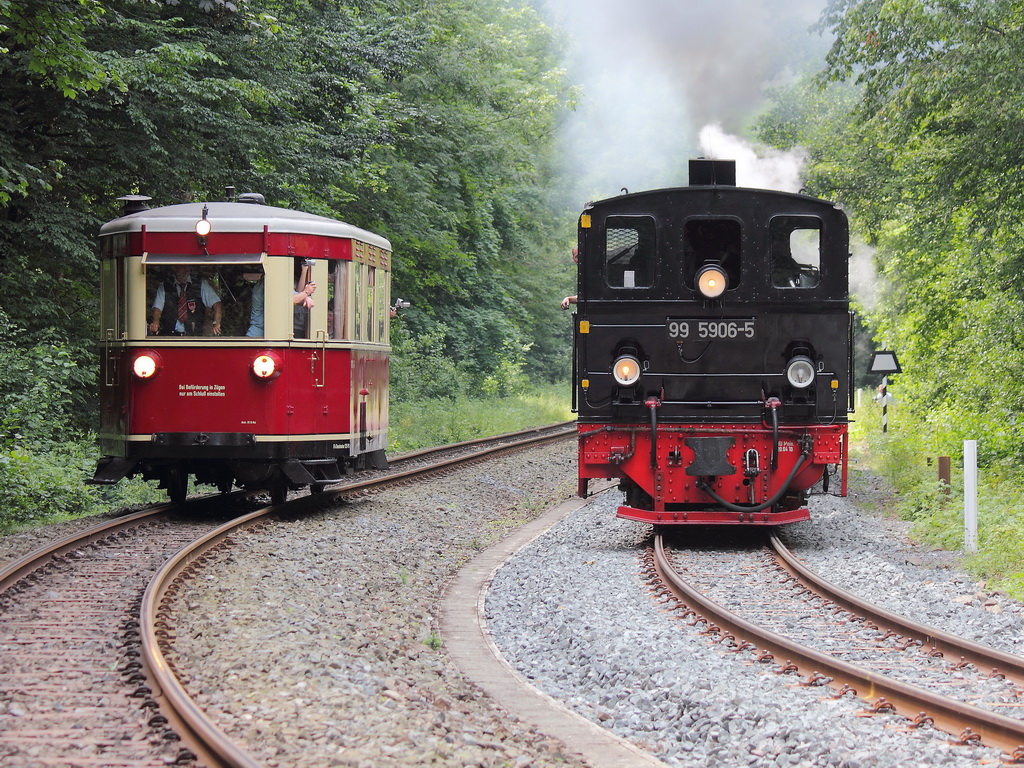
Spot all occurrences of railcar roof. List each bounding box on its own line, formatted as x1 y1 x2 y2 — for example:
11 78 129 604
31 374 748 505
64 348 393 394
101 201 392 251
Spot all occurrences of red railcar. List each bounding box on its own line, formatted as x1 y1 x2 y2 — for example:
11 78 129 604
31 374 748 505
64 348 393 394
91 193 394 503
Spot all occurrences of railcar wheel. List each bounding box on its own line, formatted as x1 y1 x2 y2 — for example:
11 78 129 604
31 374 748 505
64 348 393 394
270 474 288 506
166 466 188 505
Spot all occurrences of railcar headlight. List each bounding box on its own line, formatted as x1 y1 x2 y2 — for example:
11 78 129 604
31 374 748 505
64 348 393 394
195 203 212 238
132 353 160 379
785 355 816 389
252 352 282 380
612 355 642 387
696 264 727 299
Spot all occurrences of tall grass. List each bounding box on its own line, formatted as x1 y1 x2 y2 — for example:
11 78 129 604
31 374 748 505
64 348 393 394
851 390 1024 599
388 383 572 453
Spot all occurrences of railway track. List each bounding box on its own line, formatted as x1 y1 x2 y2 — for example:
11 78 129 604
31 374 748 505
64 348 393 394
649 532 1024 759
0 422 574 767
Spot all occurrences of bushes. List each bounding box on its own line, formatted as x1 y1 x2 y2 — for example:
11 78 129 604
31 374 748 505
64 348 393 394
0 311 162 532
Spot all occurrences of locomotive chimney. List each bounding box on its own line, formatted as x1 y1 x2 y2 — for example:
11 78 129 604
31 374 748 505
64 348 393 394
689 159 736 186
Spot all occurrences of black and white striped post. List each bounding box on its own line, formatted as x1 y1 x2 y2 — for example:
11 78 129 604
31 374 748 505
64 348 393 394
869 350 902 434
881 375 889 433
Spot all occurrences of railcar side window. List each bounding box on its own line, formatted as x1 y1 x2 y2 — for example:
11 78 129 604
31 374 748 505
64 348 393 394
605 216 656 288
684 218 741 291
293 258 315 338
329 261 349 340
771 217 821 288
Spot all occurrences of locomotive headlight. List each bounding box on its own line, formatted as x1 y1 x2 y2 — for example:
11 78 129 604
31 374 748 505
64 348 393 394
252 352 283 380
132 353 161 379
612 355 642 386
785 355 816 389
696 264 728 299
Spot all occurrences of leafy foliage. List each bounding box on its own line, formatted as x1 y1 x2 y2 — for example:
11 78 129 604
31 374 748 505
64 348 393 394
759 1 1024 592
759 1 1024 463
0 0 576 526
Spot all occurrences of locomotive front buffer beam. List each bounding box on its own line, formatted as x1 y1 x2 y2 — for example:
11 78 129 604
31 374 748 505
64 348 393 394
577 423 847 526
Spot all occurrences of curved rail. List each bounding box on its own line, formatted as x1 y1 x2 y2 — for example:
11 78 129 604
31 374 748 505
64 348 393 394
0 507 167 593
770 534 1024 687
140 423 576 766
652 535 1024 756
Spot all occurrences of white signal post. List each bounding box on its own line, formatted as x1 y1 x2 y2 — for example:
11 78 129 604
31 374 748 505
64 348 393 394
964 440 978 554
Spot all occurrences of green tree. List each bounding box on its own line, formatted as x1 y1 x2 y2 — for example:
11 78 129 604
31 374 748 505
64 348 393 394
765 0 1024 460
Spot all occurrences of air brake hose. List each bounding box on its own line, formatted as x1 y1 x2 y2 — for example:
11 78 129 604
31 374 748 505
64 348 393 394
697 449 810 514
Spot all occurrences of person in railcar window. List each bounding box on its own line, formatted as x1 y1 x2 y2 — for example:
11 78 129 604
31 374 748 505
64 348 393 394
244 266 316 338
148 265 223 336
293 258 316 338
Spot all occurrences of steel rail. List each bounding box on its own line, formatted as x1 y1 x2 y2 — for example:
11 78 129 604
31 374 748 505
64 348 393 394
140 423 576 767
653 535 1024 756
388 421 575 463
0 507 167 594
770 533 1024 687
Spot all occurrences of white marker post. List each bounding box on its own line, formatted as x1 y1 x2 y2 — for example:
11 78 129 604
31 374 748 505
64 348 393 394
964 440 978 554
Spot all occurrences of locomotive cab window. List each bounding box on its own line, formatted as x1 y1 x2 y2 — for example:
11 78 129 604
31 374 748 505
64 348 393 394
684 218 741 292
605 216 656 289
771 216 821 288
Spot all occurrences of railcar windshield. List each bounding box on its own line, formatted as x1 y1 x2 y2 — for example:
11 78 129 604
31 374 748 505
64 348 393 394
145 262 262 337
770 216 822 288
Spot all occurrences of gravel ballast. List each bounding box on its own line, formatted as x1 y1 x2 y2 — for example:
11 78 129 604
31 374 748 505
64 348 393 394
486 466 1019 767
5 448 1024 767
168 442 589 767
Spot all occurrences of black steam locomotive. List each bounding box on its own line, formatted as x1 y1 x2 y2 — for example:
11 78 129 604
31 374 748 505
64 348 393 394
573 159 852 525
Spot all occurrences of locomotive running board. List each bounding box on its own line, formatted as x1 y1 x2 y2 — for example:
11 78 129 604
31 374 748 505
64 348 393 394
617 505 810 526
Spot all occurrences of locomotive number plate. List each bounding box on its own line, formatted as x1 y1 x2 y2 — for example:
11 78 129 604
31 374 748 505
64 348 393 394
667 318 756 340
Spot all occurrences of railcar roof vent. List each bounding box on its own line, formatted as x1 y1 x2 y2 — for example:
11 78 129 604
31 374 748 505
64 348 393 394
237 192 266 205
117 194 152 216
689 159 736 186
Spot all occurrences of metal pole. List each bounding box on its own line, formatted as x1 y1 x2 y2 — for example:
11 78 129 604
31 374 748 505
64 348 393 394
964 440 978 554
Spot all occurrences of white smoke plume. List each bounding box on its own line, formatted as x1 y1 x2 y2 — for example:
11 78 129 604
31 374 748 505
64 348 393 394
698 124 807 192
536 0 830 203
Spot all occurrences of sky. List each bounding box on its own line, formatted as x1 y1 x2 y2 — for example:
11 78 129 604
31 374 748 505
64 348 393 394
534 0 832 203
